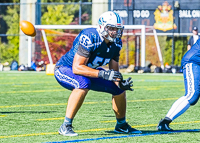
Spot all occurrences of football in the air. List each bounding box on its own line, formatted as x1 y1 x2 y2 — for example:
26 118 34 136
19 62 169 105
20 20 36 37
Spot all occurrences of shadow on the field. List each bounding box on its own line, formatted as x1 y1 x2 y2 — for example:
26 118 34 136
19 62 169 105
143 129 200 133
105 129 200 134
0 110 56 114
79 133 116 136
103 115 115 117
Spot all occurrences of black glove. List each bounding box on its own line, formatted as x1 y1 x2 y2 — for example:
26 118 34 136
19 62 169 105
118 77 133 91
98 70 122 81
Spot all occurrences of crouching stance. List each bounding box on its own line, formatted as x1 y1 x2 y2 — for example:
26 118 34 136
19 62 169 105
157 39 200 131
54 11 142 136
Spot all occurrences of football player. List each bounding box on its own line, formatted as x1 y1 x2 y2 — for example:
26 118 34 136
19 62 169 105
54 11 142 136
157 38 200 131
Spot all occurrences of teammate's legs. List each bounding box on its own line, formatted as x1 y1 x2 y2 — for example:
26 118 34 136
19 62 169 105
157 63 200 131
166 63 200 120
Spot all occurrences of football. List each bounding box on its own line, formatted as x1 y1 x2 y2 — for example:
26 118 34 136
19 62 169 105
20 20 36 37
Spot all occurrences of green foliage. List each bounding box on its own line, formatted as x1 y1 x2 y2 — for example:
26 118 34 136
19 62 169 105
164 37 172 65
0 43 18 64
40 3 79 63
0 5 19 64
164 36 187 66
41 4 78 26
158 36 167 60
174 36 187 66
41 2 79 25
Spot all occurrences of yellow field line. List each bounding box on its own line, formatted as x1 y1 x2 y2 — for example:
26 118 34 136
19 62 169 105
100 119 129 123
0 115 6 117
0 81 54 85
37 118 128 122
0 89 65 94
36 117 64 121
1 121 200 139
100 120 117 123
0 103 67 108
36 118 197 125
128 98 178 102
0 85 183 94
0 98 178 108
36 118 128 122
171 120 200 125
37 118 129 122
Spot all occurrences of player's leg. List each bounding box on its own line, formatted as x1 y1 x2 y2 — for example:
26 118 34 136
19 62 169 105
90 75 142 134
157 63 200 131
54 65 91 136
65 88 89 119
58 88 88 136
112 91 126 119
112 91 142 134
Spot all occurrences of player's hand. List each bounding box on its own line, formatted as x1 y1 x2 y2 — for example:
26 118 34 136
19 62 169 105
98 70 123 81
118 77 133 91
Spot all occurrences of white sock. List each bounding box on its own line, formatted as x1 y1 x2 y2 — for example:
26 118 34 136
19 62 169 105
166 96 190 120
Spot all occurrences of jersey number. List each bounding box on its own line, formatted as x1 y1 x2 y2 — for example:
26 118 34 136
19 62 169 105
88 57 110 68
80 35 91 47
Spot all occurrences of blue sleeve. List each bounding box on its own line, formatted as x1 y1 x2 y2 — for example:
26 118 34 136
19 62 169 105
188 36 193 45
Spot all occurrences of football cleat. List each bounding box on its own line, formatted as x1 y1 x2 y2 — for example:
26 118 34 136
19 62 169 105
114 123 142 134
157 118 173 131
58 124 78 136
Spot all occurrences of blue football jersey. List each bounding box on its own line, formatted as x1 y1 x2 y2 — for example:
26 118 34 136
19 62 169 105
56 28 122 69
181 39 200 67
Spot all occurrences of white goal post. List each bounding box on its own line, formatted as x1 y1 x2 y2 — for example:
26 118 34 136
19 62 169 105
27 25 164 69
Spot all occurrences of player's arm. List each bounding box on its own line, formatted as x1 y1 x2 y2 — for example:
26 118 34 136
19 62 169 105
109 59 133 91
109 57 133 91
109 59 122 84
187 45 191 51
72 47 122 81
72 53 99 77
109 59 120 72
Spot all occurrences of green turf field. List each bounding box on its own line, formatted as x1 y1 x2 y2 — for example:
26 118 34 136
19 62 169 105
1 71 200 143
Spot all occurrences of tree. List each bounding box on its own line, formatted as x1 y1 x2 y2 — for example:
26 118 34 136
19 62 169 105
41 4 77 25
0 2 20 64
164 36 187 66
38 2 79 63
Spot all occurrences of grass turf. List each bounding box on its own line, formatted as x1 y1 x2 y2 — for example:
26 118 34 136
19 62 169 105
0 71 200 143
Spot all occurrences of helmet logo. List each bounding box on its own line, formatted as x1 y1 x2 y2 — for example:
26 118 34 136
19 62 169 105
101 17 106 23
98 17 106 25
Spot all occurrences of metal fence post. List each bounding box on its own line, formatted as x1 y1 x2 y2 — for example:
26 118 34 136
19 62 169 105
79 0 82 25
